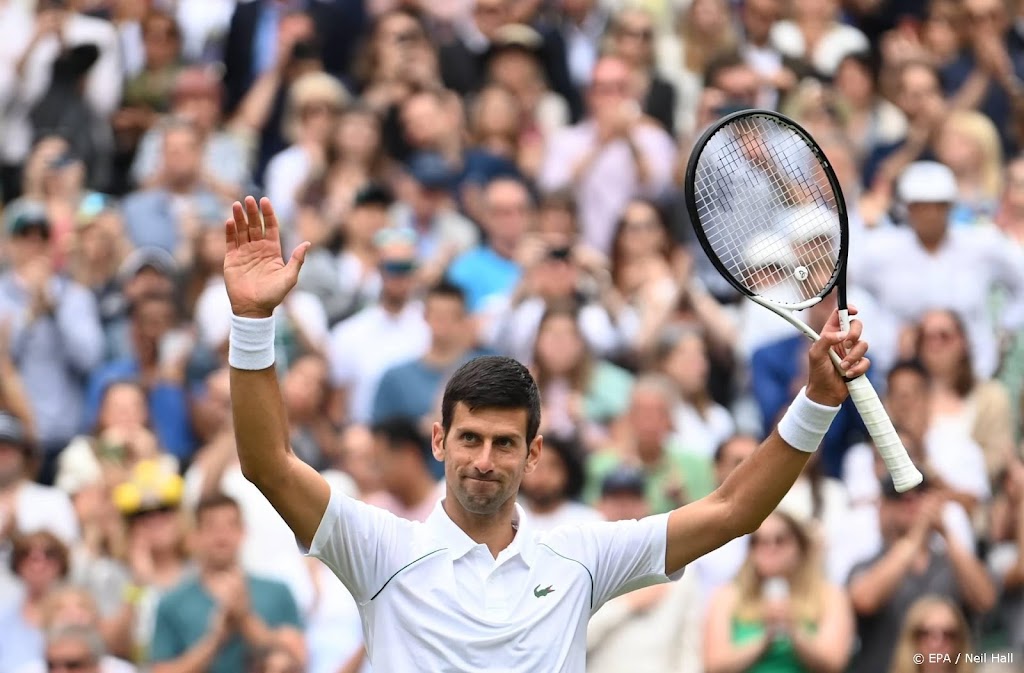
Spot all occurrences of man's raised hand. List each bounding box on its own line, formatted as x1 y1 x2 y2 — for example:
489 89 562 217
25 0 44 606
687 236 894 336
806 306 870 407
224 196 310 319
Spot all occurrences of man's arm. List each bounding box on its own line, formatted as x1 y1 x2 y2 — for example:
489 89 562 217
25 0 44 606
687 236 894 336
665 308 871 575
224 197 328 548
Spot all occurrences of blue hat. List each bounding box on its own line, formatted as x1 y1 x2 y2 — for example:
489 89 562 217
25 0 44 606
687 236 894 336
406 152 455 191
5 201 49 235
601 465 647 497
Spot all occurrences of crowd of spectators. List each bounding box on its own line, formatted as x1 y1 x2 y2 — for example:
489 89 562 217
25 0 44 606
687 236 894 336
0 0 1023 672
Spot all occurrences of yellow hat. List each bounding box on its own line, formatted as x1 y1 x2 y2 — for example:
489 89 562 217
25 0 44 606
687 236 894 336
113 459 184 516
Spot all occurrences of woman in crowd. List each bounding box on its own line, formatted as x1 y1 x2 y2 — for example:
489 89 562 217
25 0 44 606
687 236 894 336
606 6 676 134
704 510 854 673
889 595 976 673
0 531 73 672
914 308 1014 484
934 110 1003 227
531 303 634 449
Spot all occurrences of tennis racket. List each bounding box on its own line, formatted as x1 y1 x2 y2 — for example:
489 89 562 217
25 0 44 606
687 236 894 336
683 109 922 493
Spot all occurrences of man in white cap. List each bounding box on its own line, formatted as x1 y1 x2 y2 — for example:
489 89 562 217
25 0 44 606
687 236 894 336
850 160 1024 379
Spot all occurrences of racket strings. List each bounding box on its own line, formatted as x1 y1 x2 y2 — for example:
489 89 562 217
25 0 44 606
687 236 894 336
692 115 841 307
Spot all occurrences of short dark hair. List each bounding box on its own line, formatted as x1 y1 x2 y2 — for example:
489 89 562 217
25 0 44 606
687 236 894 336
371 416 432 464
712 433 759 464
703 50 747 88
194 492 242 526
426 280 466 308
887 359 929 387
541 435 586 501
441 356 541 444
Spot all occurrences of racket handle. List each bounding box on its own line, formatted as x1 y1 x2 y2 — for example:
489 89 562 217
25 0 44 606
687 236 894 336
845 376 923 493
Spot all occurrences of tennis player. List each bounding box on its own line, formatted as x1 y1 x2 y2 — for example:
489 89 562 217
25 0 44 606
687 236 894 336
224 197 870 672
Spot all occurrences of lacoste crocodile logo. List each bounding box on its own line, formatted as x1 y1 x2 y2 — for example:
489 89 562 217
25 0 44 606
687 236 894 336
534 584 555 598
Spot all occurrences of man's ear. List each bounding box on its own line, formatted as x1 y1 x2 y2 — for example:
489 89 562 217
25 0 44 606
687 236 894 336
431 422 445 462
524 434 543 474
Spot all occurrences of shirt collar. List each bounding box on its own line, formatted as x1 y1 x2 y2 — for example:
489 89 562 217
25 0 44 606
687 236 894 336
426 498 537 566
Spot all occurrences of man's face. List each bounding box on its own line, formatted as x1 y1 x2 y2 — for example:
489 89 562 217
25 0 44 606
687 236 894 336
0 441 25 489
45 639 99 673
433 403 541 516
194 504 244 570
886 369 929 433
906 201 951 242
402 94 447 149
373 434 412 494
483 180 532 248
162 128 202 186
133 295 176 345
473 0 508 40
742 0 780 43
898 65 943 120
8 225 51 265
520 446 568 508
425 294 466 349
627 389 672 448
714 436 757 486
587 58 632 119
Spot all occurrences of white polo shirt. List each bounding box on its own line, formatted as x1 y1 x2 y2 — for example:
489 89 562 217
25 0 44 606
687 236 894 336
309 486 680 672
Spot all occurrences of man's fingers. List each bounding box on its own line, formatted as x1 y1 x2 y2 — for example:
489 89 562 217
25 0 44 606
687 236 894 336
232 202 249 244
287 242 311 280
841 340 869 370
845 355 871 379
260 197 280 243
244 196 263 242
225 217 238 251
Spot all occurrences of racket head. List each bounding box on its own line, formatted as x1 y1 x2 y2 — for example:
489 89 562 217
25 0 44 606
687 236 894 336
684 109 850 309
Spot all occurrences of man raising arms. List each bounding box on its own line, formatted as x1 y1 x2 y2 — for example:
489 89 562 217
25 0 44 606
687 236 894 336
223 196 872 672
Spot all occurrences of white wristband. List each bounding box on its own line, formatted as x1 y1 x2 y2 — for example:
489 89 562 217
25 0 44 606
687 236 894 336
776 387 840 453
228 314 275 370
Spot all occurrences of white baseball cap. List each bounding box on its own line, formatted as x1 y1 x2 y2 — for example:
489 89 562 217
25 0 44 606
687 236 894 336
897 161 958 204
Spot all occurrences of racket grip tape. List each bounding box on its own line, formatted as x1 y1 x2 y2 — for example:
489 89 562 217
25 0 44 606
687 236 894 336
845 376 924 492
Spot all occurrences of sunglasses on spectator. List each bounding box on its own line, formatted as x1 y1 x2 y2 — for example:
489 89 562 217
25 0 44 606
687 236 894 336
921 329 957 343
913 626 959 643
301 101 341 119
591 79 629 95
379 259 417 276
750 533 794 548
624 218 658 232
25 545 62 561
47 659 93 672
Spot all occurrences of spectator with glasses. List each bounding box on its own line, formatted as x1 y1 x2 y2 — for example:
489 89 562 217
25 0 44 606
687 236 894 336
888 595 976 673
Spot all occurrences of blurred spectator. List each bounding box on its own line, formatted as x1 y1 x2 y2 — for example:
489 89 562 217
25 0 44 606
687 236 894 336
585 462 702 673
447 175 532 316
372 281 487 431
149 493 303 673
912 308 1013 484
248 642 304 673
853 161 1024 381
985 457 1024 662
327 226 429 425
703 510 854 673
832 50 908 171
221 1 365 116
933 110 1003 227
131 67 250 203
519 434 601 532
0 203 104 480
84 290 196 462
313 104 387 228
296 183 391 327
769 0 869 77
539 55 676 254
265 71 349 230
0 531 72 672
605 6 675 134
847 477 996 673
0 0 122 201
282 354 337 470
585 374 715 514
120 119 222 257
364 416 441 522
529 303 633 445
17 590 137 673
889 595 975 673
547 0 606 94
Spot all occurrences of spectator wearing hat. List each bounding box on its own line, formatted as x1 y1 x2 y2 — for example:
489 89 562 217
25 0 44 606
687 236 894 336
327 226 430 425
120 118 224 257
0 411 78 547
83 288 196 462
130 67 250 203
847 476 996 673
392 151 479 279
0 204 103 478
586 462 703 673
297 183 392 326
538 55 676 255
0 0 122 202
102 246 180 361
851 160 1024 380
149 493 303 673
519 434 602 532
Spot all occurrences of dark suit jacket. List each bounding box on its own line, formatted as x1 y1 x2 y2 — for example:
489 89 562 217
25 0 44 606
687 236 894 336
222 0 366 114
